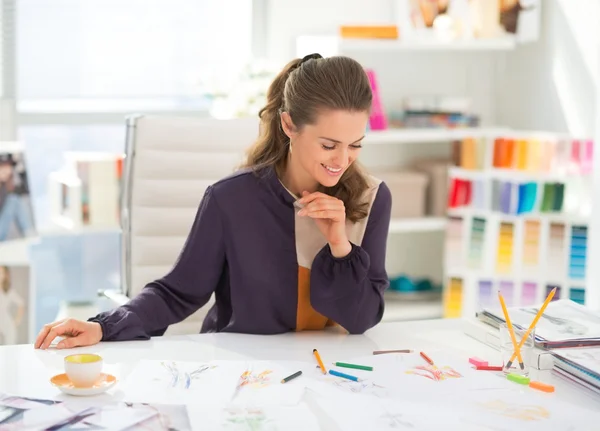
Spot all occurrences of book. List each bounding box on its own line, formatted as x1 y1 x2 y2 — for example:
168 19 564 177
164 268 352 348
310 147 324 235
551 347 600 396
477 299 600 349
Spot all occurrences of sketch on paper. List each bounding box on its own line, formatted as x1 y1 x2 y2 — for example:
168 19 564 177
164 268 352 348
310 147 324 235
478 400 551 421
223 407 274 430
239 370 273 389
405 364 463 381
158 361 216 390
376 411 415 429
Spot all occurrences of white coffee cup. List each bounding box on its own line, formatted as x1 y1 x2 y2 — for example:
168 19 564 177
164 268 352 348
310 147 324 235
64 353 103 387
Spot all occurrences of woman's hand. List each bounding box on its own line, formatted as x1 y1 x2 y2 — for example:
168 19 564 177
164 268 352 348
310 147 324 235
34 318 103 350
297 191 352 258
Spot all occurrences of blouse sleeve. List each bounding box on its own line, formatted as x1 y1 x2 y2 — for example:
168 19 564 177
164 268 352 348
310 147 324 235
88 185 226 341
309 182 392 334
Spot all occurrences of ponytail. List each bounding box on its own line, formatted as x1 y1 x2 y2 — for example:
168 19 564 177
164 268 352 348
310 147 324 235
242 58 302 172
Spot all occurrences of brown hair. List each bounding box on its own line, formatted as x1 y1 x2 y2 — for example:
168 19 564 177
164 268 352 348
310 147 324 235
242 55 373 222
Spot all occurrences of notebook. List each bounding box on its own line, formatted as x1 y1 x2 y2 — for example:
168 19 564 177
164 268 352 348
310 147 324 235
477 299 600 349
551 347 600 396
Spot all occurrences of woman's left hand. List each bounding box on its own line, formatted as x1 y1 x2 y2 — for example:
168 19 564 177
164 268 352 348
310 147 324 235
297 191 352 257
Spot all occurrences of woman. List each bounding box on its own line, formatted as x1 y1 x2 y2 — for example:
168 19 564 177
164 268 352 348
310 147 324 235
0 266 25 345
35 53 392 350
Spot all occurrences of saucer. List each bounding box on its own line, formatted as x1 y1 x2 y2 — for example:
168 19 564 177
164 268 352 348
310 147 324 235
50 373 117 396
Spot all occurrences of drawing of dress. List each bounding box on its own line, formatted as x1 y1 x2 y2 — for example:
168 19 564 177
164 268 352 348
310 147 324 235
520 308 588 335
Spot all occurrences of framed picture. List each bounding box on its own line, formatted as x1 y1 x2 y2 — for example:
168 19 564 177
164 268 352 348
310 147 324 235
0 142 35 241
0 265 30 346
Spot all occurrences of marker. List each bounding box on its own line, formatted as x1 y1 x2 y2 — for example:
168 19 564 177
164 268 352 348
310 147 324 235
420 351 434 365
313 349 326 374
334 362 373 371
328 369 359 382
469 357 488 367
475 365 503 371
281 371 302 384
507 373 530 385
529 381 555 393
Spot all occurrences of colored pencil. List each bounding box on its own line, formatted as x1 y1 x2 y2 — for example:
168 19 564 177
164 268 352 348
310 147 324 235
420 351 434 365
313 348 326 374
498 290 524 370
372 349 412 355
334 362 373 371
508 287 557 364
281 371 302 384
328 369 359 382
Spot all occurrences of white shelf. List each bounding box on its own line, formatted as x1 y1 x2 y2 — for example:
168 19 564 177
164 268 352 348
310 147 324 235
389 217 447 233
449 166 593 182
338 37 517 52
297 35 517 57
447 208 590 225
365 127 507 145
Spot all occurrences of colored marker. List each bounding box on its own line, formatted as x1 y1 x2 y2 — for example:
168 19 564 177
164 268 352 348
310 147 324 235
313 349 326 374
475 365 503 371
529 381 555 393
281 371 302 384
334 362 373 371
469 357 488 367
420 351 434 365
328 369 359 382
507 373 530 385
373 349 412 355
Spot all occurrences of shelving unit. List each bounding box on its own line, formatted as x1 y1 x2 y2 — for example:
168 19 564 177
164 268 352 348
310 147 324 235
365 127 509 145
297 35 517 57
389 217 446 233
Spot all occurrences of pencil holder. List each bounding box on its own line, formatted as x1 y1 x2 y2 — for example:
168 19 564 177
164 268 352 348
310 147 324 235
499 322 535 377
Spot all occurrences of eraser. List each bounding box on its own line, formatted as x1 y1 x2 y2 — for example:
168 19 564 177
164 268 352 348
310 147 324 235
507 373 530 385
529 381 555 393
469 357 488 367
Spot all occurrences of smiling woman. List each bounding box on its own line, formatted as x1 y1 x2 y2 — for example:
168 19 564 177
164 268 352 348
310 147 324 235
34 54 393 350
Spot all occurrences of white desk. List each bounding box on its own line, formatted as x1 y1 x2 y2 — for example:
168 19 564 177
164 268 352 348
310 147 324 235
1 319 599 430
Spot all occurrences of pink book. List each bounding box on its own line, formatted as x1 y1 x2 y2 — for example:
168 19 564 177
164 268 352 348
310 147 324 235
365 69 387 130
581 139 594 174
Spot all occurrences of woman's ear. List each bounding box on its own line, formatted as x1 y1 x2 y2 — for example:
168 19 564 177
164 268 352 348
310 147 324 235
280 112 296 139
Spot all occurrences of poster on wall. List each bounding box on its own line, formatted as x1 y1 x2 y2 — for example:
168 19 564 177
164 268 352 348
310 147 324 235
0 143 35 241
0 266 30 346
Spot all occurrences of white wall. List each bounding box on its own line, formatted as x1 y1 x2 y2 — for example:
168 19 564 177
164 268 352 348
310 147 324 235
495 0 599 137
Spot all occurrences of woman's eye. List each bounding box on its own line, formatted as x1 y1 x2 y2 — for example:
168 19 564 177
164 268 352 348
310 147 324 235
321 144 335 150
350 144 363 149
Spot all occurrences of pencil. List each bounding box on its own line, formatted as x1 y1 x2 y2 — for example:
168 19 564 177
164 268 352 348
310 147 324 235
508 287 557 364
313 348 326 374
334 362 373 371
420 351 434 365
328 369 359 382
373 349 412 355
498 290 525 370
281 371 302 384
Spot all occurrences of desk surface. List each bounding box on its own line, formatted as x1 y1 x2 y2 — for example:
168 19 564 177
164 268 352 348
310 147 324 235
1 319 599 429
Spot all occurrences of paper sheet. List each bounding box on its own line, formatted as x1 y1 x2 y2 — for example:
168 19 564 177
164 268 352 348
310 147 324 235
304 351 512 402
121 359 247 405
0 393 192 431
188 402 320 431
230 361 306 406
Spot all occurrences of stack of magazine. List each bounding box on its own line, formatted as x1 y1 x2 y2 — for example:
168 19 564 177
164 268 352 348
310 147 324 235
477 299 600 349
477 299 600 395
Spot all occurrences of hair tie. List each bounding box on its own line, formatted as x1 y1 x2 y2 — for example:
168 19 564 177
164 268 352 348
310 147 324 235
300 53 322 65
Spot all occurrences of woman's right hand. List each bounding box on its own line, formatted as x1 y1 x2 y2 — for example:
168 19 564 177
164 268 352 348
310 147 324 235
34 318 103 350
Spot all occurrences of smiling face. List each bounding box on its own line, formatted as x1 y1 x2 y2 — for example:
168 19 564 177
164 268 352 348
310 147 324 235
281 109 368 190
